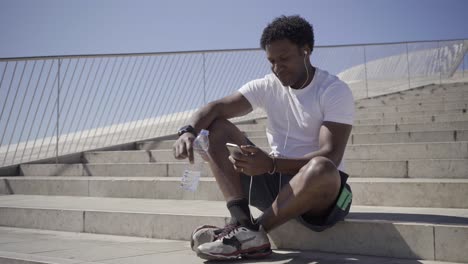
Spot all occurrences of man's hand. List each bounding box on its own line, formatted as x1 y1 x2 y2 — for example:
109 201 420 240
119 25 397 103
173 133 196 164
228 145 274 176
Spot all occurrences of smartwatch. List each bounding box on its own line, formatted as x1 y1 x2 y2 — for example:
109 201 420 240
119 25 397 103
177 125 197 137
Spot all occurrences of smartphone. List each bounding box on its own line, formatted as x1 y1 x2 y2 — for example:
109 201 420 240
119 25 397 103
226 143 245 158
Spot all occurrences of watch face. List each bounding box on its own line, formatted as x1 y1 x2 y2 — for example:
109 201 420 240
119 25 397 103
178 125 194 136
178 126 186 136
178 126 187 133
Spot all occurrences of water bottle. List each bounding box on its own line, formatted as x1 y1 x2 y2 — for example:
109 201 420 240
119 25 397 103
180 129 210 192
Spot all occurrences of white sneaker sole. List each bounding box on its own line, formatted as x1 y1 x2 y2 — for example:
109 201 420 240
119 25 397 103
197 243 272 260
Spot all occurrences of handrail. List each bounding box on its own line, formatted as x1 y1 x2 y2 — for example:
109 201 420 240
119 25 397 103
0 39 467 167
1 38 466 61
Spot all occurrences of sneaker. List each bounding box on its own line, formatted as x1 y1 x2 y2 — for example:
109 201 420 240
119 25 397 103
190 223 238 253
190 225 219 252
196 225 272 260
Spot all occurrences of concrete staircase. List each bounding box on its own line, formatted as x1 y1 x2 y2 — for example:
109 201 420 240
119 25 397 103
1 83 468 263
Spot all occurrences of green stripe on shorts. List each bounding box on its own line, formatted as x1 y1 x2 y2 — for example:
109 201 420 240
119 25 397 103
336 187 352 211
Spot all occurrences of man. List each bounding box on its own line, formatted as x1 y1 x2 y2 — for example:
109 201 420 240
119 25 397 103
173 15 354 260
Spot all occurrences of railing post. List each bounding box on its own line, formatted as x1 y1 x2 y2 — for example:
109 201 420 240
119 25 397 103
406 42 411 89
438 41 442 85
202 52 207 105
55 58 61 164
463 50 465 78
363 45 369 98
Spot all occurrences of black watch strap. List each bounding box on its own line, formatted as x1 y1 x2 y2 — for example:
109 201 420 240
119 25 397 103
178 125 197 137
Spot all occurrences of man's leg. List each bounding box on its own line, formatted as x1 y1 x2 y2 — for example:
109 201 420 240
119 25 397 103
205 119 260 230
205 118 250 202
257 156 341 231
195 119 271 260
204 118 341 230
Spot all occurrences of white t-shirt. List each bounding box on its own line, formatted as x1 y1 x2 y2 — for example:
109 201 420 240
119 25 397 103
238 67 354 170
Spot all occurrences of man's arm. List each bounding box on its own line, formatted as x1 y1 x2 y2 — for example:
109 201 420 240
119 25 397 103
234 121 352 176
173 92 252 162
189 92 253 134
274 121 352 174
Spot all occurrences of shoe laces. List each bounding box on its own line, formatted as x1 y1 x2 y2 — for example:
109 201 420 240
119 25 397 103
215 223 239 239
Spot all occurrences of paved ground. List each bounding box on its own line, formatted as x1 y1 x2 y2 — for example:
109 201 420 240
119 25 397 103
0 227 463 264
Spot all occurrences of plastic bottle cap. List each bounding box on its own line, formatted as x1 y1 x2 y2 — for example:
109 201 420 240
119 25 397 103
200 129 209 136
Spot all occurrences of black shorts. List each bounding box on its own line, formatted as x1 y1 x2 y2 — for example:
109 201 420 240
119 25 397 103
240 168 352 232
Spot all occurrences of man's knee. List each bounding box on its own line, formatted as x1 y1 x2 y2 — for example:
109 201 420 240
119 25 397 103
301 157 340 194
207 118 231 132
207 118 247 146
207 119 233 143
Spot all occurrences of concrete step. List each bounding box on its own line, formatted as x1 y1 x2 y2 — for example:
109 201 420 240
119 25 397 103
20 163 168 177
204 116 468 136
239 113 468 131
351 130 468 144
17 158 468 179
351 121 468 133
255 109 468 124
144 120 468 142
357 83 468 98
356 84 468 106
345 159 468 178
0 195 467 262
344 142 468 160
0 227 190 264
245 121 468 136
80 142 468 164
2 177 467 208
355 101 467 114
356 90 468 107
354 112 468 125
360 90 468 103
136 129 468 151
2 227 456 264
357 98 468 111
354 108 466 120
136 136 270 150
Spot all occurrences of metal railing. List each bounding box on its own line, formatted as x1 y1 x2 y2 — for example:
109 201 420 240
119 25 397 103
0 39 467 167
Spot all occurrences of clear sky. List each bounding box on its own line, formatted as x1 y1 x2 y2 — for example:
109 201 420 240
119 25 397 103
1 0 467 58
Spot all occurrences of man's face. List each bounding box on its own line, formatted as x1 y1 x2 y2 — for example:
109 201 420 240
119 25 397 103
266 39 306 88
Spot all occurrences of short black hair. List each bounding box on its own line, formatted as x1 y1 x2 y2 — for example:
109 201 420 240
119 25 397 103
260 15 314 52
